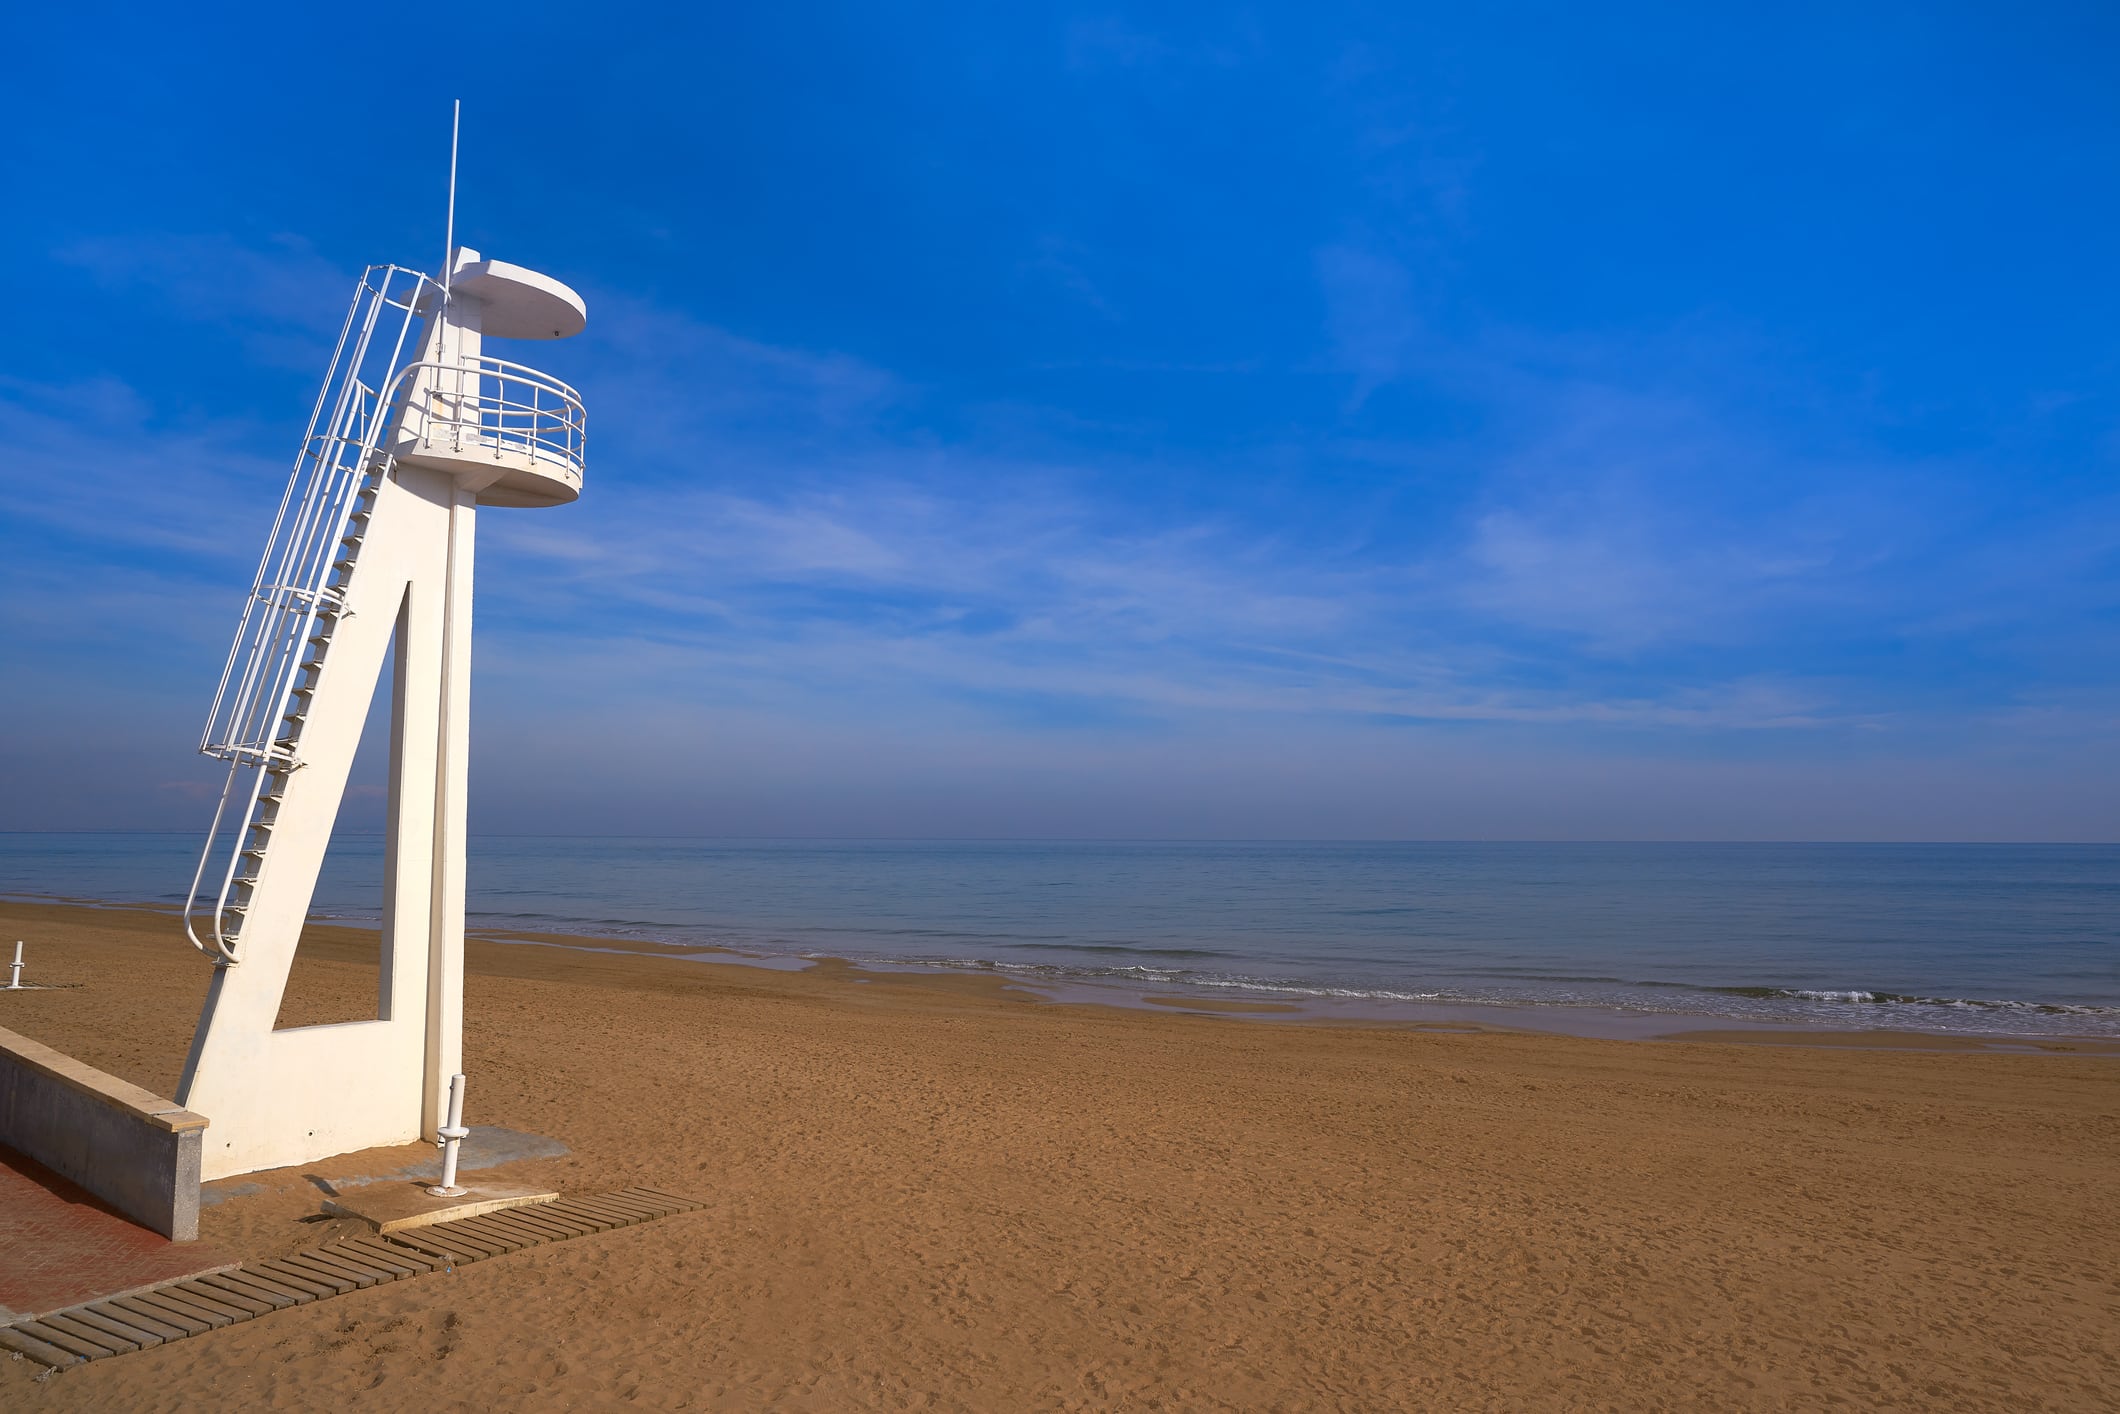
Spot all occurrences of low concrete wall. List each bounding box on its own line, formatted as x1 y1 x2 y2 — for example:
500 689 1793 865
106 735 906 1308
0 1025 205 1241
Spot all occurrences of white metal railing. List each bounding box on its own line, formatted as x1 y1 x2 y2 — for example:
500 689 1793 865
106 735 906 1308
183 265 436 963
197 266 434 768
394 354 586 480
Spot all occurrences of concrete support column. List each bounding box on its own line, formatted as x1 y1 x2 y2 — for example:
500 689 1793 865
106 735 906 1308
426 486 475 1140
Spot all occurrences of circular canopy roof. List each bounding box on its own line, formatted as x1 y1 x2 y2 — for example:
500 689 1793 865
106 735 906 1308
451 259 587 340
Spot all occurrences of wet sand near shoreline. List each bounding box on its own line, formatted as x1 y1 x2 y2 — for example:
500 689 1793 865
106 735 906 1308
1 898 2116 1410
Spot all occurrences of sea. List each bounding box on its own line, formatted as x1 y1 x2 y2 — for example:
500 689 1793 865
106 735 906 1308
4 834 2117 1040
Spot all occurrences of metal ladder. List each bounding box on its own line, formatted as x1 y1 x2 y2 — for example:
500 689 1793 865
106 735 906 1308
184 266 438 965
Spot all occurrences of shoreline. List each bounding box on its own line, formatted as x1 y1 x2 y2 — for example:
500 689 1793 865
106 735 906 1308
10 837 2117 1047
7 891 2115 1054
477 928 2120 1054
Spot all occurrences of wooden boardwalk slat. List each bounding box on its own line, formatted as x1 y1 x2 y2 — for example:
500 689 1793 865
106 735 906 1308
530 1205 615 1236
478 1209 577 1244
616 1189 690 1216
437 1216 532 1253
2 1188 703 1369
592 1192 671 1221
278 1252 376 1289
419 1225 507 1260
504 1207 595 1239
10 1319 113 1360
174 1279 274 1318
493 1207 586 1240
165 1283 256 1324
120 1291 225 1333
323 1240 421 1277
382 1228 490 1265
200 1271 305 1309
36 1313 138 1356
542 1204 623 1229
339 1237 436 1274
624 1186 696 1210
421 1220 514 1256
83 1305 185 1339
91 1299 191 1340
309 1255 400 1288
540 1200 619 1227
614 1195 678 1221
630 1187 704 1211
451 1212 546 1246
478 1220 548 1252
296 1248 395 1286
0 1324 86 1367
71 1305 171 1347
244 1261 341 1299
256 1257 356 1297
470 1205 569 1237
553 1196 644 1227
138 1288 244 1329
226 1269 319 1305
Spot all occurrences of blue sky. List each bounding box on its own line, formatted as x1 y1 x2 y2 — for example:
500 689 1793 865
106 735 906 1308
4 3 2120 839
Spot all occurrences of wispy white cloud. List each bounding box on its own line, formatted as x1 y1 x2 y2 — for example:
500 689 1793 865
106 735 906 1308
1019 234 1120 320
13 229 2117 845
57 232 352 370
475 457 1869 739
584 293 900 448
1316 242 1423 407
0 373 285 562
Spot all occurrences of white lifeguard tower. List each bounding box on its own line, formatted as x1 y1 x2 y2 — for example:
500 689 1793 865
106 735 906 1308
176 218 587 1181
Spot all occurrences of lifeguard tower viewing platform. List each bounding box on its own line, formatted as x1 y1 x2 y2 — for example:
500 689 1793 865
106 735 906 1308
392 255 588 507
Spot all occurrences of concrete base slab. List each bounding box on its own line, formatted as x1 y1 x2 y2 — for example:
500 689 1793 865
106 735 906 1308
322 1181 560 1233
281 1124 568 1196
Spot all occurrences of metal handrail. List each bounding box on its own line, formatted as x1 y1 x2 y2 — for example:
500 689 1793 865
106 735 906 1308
184 264 438 963
392 354 586 476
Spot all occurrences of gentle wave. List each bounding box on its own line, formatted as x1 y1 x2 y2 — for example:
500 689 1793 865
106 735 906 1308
1705 985 2120 1017
818 948 2120 1034
996 941 1238 960
450 903 2120 1036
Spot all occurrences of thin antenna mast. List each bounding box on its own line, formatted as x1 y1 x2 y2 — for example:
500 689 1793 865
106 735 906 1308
442 100 461 301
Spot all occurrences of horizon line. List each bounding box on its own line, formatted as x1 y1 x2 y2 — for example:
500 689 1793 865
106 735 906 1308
3 831 2119 847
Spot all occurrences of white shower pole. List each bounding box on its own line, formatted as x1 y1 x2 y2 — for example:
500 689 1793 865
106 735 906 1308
6 941 21 990
428 1071 471 1196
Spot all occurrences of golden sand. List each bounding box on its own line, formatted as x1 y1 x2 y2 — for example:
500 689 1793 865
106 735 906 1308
1 899 2115 1411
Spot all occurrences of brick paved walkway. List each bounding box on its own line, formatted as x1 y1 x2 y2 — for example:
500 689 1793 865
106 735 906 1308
0 1148 226 1319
